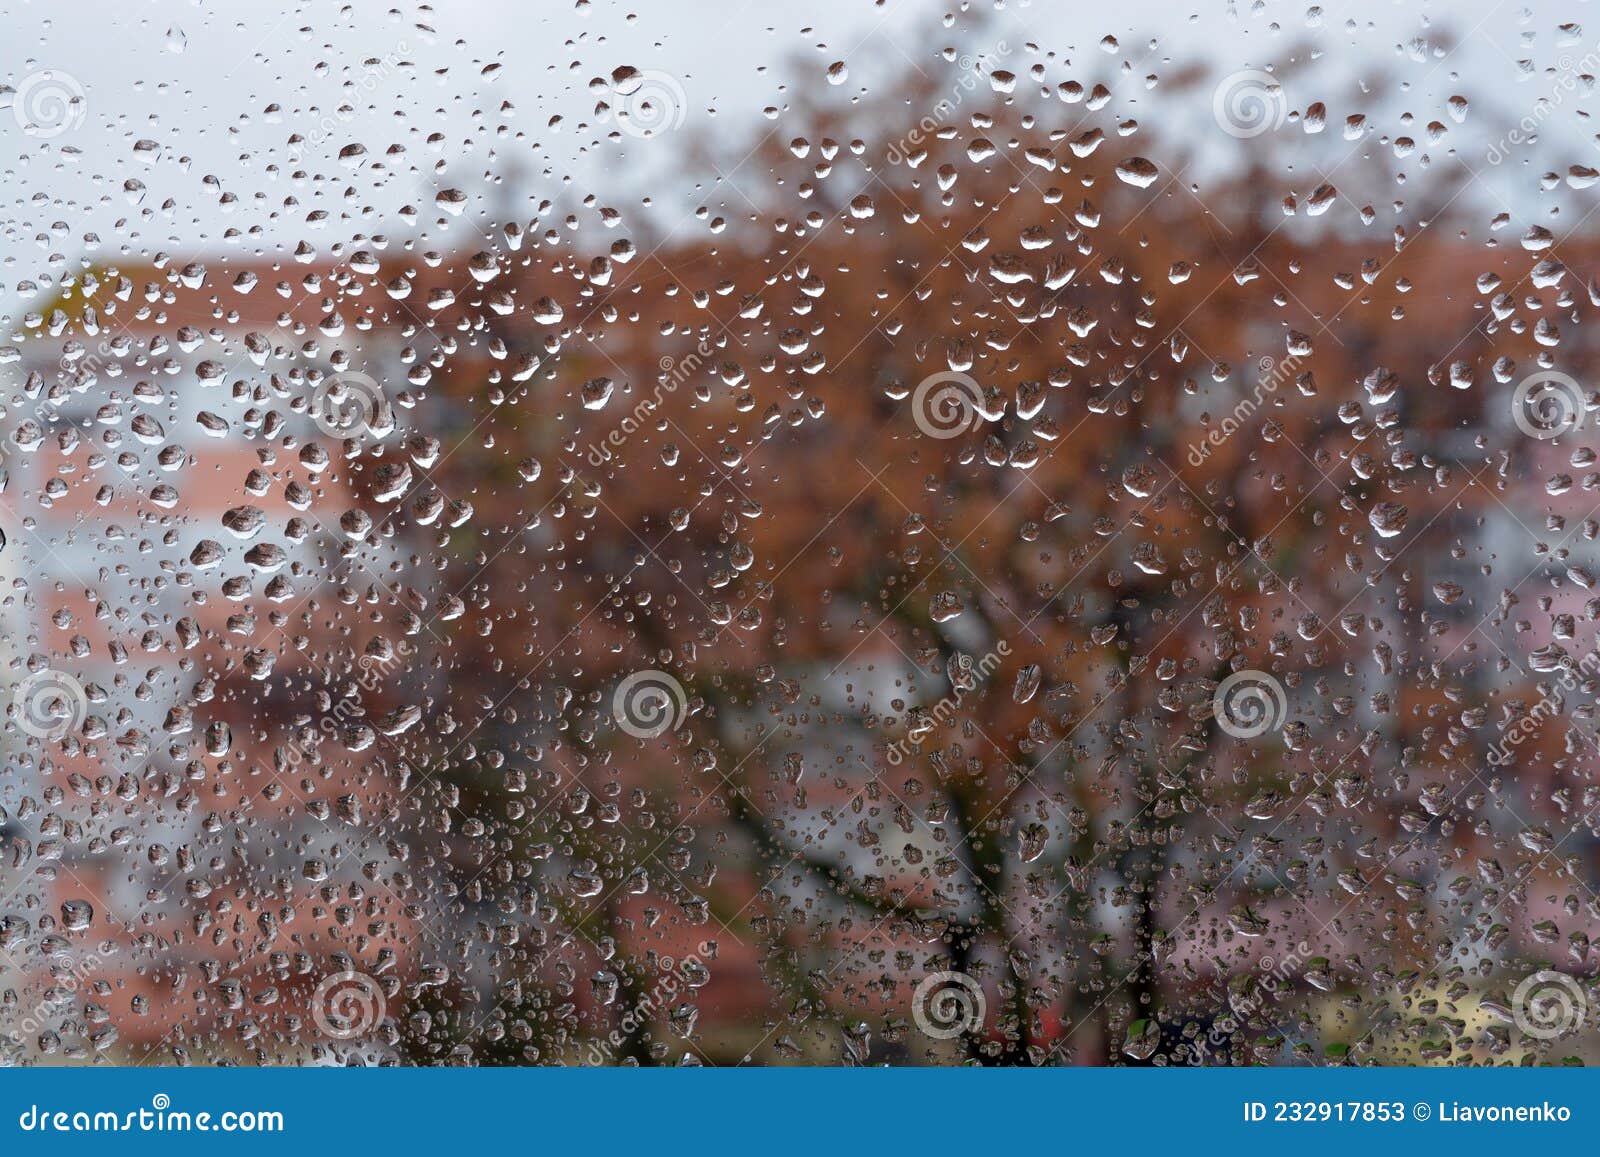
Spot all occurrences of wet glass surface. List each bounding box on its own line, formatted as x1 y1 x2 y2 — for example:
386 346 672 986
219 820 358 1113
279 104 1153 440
0 0 1598 1066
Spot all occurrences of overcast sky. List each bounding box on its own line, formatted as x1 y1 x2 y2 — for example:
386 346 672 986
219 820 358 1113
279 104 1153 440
0 0 1593 311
